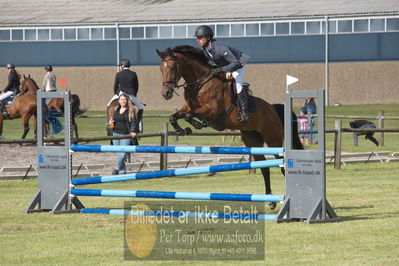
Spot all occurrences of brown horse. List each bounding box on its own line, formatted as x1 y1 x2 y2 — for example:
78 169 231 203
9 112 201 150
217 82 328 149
156 45 303 209
19 75 85 138
0 78 37 140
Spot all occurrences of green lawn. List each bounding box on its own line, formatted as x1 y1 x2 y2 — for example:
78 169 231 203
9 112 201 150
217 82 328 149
1 103 399 264
0 163 398 265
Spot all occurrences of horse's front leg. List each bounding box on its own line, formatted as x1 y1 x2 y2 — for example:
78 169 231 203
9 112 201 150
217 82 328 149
21 116 30 139
0 116 4 140
169 104 192 136
184 113 208 130
32 114 37 140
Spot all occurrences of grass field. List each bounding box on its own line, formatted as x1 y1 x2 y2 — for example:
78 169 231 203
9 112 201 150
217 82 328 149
1 104 399 264
0 163 398 265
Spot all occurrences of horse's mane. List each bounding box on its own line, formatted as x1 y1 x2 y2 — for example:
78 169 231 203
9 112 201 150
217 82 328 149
172 45 211 66
28 77 40 89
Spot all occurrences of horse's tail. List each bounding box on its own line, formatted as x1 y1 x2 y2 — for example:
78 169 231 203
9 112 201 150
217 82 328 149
71 94 87 116
272 104 304 150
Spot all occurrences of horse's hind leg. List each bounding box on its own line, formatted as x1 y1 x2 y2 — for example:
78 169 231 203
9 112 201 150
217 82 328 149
240 130 276 210
72 116 79 138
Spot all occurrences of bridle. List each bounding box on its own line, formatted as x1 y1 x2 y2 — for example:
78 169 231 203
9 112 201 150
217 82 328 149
161 57 184 97
161 56 212 98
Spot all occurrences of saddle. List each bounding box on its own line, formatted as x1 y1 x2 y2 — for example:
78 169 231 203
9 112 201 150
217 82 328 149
226 80 256 112
3 94 17 106
0 94 18 117
207 80 256 131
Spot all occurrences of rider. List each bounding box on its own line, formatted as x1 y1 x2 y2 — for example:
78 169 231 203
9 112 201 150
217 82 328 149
42 65 57 92
41 65 57 117
111 59 143 131
0 63 21 116
194 25 250 123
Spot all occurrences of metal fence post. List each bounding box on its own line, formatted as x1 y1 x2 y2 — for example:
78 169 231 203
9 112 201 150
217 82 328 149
334 120 342 170
377 110 384 147
249 155 256 174
160 122 168 170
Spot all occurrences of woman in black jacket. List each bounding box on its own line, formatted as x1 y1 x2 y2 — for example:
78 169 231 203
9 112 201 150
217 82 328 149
108 93 139 175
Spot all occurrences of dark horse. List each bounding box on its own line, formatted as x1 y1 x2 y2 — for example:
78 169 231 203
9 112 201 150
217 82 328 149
156 45 303 209
19 75 85 138
0 77 37 140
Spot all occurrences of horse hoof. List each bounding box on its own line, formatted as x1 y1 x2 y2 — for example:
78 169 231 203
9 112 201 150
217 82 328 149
176 130 186 136
184 127 192 135
268 202 276 210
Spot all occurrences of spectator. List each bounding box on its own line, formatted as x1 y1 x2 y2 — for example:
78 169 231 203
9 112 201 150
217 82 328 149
108 93 139 175
297 108 309 144
349 120 379 146
304 97 317 144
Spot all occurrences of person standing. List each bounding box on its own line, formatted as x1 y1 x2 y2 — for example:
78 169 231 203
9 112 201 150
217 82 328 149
108 94 139 175
304 97 317 144
194 25 250 123
297 108 309 144
112 59 143 131
0 63 20 116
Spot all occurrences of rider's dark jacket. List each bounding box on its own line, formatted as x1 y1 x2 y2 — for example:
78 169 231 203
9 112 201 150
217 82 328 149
113 68 139 97
201 39 250 73
4 70 20 93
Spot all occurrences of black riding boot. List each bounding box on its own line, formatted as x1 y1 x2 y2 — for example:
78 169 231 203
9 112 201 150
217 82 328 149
237 91 249 123
0 101 7 117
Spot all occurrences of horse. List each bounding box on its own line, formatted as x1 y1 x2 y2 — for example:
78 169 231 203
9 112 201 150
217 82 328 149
156 45 304 209
0 79 37 140
19 75 85 138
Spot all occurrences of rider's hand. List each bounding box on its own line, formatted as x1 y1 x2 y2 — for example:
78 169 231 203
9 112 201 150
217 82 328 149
225 72 233 80
211 68 223 77
130 132 137 138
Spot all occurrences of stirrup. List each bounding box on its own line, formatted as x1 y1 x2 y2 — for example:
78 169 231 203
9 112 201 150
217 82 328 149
237 111 249 123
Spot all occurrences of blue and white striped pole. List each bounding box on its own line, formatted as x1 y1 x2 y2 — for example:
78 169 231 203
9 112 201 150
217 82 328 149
71 188 284 202
70 144 284 155
71 159 283 186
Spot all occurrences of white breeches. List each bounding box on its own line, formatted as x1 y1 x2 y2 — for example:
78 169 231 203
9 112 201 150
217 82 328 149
232 67 245 93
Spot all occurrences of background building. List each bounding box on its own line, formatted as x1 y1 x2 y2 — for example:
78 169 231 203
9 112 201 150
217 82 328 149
1 0 398 110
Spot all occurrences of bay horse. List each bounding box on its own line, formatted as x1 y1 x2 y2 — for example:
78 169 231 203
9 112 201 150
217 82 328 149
0 79 37 140
19 75 85 138
156 45 303 209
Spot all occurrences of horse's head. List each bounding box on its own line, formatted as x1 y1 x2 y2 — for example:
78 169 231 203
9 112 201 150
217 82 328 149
156 48 182 100
20 75 39 95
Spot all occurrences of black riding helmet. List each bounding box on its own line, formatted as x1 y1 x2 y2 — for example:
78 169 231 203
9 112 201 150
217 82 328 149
6 63 15 69
119 59 131 68
45 65 53 71
194 25 214 38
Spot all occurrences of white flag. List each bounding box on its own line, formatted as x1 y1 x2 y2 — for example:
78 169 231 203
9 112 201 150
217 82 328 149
286 75 299 86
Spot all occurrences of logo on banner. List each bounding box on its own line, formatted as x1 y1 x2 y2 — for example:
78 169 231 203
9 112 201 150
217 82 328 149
38 154 44 163
287 158 294 168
